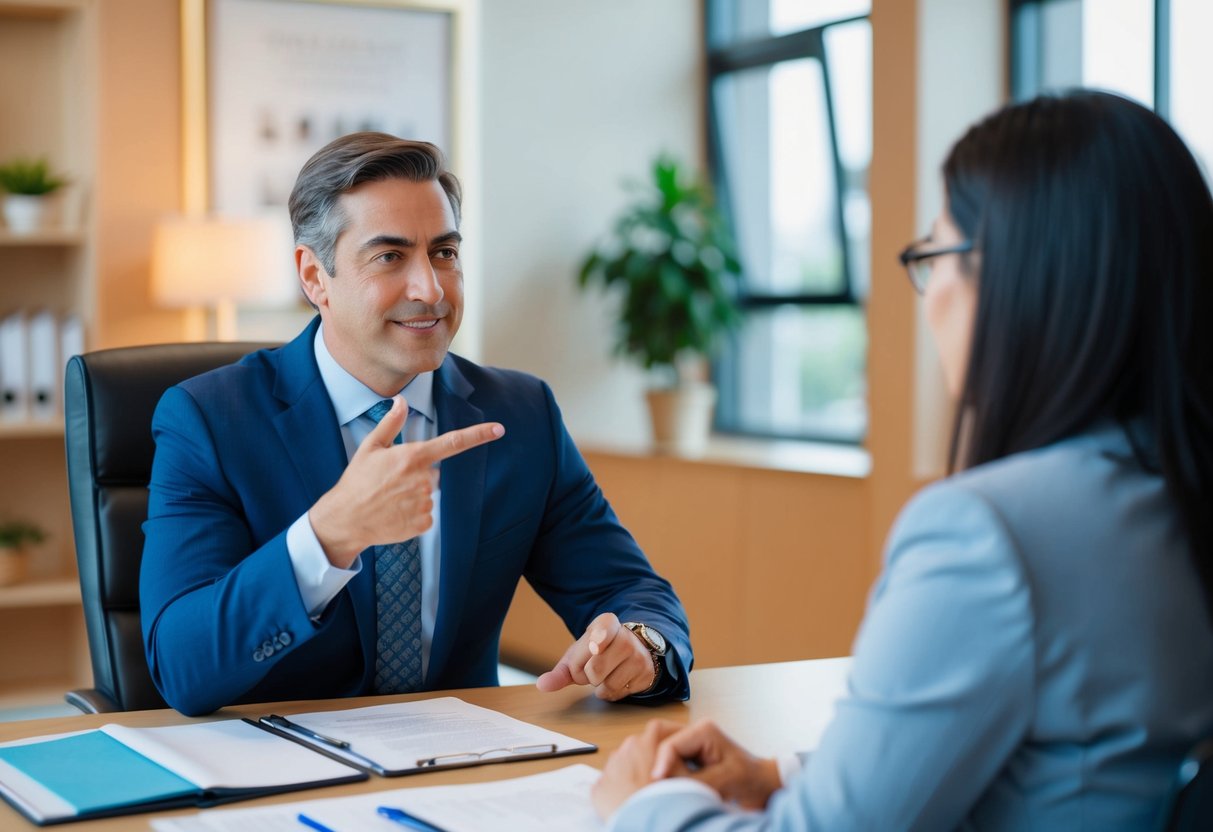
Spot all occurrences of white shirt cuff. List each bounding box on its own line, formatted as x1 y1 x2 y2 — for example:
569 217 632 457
776 751 803 787
607 777 720 832
286 513 361 619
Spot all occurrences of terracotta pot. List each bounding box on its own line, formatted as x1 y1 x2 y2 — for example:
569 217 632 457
646 382 717 456
0 545 29 586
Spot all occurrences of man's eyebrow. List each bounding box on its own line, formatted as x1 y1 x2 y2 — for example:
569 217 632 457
360 234 414 252
431 230 463 246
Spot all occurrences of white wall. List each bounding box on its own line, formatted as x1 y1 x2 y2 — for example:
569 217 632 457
478 1 702 445
912 0 1005 476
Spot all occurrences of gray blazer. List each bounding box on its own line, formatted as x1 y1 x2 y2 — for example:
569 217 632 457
613 423 1213 831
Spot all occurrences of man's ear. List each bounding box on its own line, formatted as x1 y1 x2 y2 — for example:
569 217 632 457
297 245 329 310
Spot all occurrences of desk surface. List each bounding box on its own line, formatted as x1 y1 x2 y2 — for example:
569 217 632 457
0 659 849 831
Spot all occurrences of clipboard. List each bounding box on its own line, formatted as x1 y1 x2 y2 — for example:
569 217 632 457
255 697 597 777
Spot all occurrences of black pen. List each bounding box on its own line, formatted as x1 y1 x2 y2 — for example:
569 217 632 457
265 714 351 750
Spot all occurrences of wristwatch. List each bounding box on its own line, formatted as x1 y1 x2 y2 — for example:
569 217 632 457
622 622 667 695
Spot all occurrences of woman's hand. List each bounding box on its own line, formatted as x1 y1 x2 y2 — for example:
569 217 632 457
652 719 783 810
592 720 688 818
592 718 782 819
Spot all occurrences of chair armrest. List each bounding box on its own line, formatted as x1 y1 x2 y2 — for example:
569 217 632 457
64 688 121 714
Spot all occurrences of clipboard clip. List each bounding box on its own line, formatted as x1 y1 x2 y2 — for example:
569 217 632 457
415 742 557 768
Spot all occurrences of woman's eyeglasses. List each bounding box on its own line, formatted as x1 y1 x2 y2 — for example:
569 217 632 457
898 238 974 294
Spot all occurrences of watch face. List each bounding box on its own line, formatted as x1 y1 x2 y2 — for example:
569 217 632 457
627 622 666 655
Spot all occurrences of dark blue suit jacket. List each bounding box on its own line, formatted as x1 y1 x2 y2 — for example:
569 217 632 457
140 318 691 715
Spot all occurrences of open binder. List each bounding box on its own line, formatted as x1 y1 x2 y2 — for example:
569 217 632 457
0 719 366 826
255 697 597 777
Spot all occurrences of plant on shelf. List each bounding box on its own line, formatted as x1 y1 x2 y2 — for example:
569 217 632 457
0 156 67 234
0 519 46 587
578 155 742 454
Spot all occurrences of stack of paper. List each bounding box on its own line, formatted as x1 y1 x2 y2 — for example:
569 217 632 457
151 764 604 832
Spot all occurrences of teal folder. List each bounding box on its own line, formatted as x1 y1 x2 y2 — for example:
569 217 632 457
0 720 366 826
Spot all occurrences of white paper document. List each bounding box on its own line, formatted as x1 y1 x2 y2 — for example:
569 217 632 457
261 697 595 775
0 720 363 824
104 720 360 790
151 763 604 832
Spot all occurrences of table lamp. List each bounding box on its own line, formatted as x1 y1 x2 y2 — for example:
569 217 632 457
151 214 297 341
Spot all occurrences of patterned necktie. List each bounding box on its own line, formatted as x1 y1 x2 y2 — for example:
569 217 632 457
363 399 424 695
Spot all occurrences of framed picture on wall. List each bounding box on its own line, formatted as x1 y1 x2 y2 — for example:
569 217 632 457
197 0 453 215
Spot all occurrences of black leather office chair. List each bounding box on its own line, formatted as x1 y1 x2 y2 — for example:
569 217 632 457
1159 737 1213 831
63 342 277 713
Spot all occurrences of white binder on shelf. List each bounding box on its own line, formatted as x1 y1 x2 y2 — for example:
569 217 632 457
0 311 29 424
59 314 85 396
27 310 59 422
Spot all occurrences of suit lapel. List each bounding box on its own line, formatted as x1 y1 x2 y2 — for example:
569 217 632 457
428 356 486 683
271 317 377 681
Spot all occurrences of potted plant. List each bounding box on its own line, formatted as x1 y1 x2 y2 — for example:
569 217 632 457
579 156 742 454
0 520 46 586
0 156 67 234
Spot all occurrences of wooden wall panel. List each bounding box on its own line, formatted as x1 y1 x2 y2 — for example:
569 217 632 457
499 451 874 677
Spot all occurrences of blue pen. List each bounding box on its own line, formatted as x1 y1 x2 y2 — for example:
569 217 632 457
377 806 446 832
297 813 338 832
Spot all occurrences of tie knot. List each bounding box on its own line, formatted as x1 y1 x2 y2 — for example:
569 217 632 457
365 399 395 425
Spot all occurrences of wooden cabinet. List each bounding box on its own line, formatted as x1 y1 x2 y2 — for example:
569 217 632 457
0 0 97 706
500 446 876 675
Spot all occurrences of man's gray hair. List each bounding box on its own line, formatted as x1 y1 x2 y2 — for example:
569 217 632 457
288 133 462 276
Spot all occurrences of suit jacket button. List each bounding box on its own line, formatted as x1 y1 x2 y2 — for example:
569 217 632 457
279 631 292 647
253 649 265 662
261 640 275 657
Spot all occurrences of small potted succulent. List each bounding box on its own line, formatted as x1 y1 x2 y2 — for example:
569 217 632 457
0 520 46 586
578 156 742 454
0 157 67 234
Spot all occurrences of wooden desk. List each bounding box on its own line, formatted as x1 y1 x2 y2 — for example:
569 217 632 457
0 659 849 831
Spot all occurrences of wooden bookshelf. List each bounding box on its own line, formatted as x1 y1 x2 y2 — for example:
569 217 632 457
0 0 97 700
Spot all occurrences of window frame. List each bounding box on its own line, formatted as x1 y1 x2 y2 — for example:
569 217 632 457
705 5 871 443
1009 0 1173 116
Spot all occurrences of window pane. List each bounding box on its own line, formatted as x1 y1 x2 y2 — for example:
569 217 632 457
770 0 870 36
709 0 869 46
824 19 872 299
1039 0 1082 90
723 306 866 442
1082 0 1153 106
713 59 844 295
1171 0 1213 182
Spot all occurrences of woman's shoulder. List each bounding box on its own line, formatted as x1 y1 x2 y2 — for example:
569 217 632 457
912 424 1140 521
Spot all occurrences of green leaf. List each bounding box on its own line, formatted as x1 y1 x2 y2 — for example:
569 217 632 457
0 157 66 195
573 153 742 372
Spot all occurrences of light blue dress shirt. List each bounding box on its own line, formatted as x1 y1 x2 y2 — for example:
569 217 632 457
285 325 441 679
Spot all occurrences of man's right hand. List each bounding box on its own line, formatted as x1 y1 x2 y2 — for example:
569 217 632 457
308 395 505 567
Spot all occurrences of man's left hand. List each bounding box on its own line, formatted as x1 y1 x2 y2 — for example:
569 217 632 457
535 613 656 700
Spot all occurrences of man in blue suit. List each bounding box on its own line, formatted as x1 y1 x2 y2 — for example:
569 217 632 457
140 134 692 716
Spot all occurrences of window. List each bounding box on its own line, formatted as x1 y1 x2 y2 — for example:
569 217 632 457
1012 0 1213 181
707 1 871 443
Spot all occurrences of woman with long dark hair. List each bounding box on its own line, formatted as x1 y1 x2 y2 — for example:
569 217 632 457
593 90 1213 830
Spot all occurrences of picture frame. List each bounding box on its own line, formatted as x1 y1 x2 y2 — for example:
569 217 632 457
181 0 456 216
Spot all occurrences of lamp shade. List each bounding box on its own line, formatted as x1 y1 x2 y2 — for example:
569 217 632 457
151 214 297 308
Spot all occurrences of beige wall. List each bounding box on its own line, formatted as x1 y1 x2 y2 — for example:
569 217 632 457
479 0 703 446
94 0 187 348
